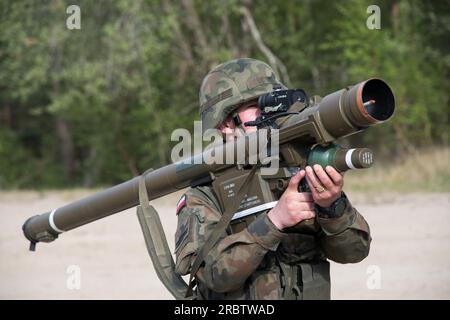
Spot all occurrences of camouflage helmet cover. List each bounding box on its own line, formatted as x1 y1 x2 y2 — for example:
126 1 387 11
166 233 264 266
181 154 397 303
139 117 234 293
199 58 286 132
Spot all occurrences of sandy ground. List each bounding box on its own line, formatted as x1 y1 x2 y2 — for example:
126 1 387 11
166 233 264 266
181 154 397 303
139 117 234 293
0 190 449 300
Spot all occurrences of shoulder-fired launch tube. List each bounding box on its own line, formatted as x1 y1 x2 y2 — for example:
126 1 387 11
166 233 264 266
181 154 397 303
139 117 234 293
22 78 394 247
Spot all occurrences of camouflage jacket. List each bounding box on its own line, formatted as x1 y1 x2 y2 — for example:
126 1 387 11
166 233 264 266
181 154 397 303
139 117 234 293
174 185 371 300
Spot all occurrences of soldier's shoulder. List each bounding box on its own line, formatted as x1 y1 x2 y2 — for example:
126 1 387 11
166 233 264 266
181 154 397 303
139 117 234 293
187 185 217 201
177 185 221 215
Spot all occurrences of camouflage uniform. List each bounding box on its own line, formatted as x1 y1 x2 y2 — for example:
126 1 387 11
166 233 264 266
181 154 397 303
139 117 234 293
175 186 371 300
174 58 371 299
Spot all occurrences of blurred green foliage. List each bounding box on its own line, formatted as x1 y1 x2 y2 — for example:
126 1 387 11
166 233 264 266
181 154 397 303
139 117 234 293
0 0 448 188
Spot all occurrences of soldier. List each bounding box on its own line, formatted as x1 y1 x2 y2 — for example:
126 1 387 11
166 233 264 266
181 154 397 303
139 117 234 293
174 58 371 300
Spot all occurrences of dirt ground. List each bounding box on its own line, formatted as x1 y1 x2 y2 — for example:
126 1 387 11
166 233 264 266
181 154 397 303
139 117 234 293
1 190 449 300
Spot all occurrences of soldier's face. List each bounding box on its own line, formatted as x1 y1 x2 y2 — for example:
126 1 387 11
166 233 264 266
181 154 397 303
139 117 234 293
218 101 261 137
236 103 261 134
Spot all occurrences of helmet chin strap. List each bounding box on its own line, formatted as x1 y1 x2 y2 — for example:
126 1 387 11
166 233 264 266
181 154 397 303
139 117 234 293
232 111 248 137
220 110 250 142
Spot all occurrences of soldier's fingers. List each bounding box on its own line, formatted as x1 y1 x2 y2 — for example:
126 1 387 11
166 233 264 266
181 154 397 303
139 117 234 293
305 175 331 200
325 166 343 186
305 166 321 189
286 197 314 211
293 193 312 203
300 210 316 220
287 170 305 192
304 203 315 211
295 200 315 210
306 176 324 200
305 175 319 198
298 192 313 202
313 164 334 189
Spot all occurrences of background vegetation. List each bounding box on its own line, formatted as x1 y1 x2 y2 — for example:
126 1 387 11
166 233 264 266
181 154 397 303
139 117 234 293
0 0 448 190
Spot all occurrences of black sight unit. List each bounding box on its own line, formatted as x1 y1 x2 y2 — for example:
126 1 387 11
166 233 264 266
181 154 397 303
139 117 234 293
258 88 308 113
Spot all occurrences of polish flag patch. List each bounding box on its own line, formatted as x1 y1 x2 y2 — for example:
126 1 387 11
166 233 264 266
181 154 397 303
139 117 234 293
176 195 187 215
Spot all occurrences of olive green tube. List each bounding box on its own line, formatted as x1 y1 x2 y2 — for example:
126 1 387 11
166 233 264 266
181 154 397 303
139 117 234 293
22 140 243 246
307 144 374 172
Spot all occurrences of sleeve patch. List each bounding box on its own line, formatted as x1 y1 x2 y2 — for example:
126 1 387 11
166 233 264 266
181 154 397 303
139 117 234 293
176 195 187 215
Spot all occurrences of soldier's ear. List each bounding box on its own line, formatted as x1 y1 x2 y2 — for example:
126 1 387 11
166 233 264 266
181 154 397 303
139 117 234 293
225 115 236 128
217 116 235 134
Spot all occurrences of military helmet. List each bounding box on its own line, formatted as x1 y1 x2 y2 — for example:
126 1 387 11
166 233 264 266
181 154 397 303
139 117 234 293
199 58 286 132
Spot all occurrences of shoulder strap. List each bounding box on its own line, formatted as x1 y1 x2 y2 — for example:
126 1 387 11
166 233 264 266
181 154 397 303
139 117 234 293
136 169 193 300
185 165 259 297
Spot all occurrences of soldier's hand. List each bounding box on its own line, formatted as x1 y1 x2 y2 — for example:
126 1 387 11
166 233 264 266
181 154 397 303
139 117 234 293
305 165 344 208
267 170 315 230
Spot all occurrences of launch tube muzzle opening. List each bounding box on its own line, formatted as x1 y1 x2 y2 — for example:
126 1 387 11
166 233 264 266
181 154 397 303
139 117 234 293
353 78 395 125
317 78 395 138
